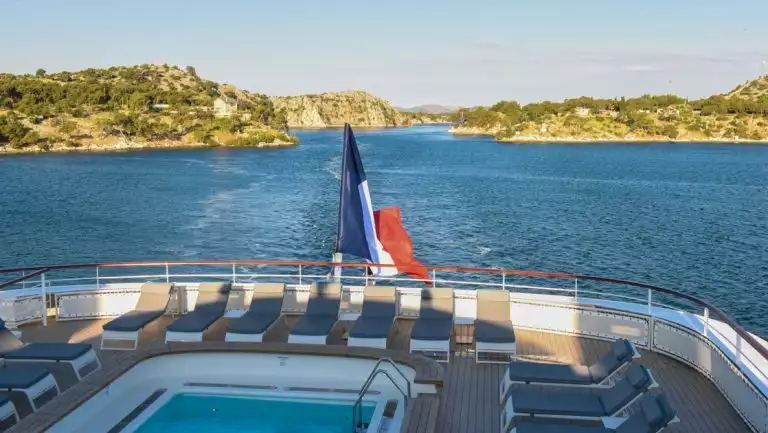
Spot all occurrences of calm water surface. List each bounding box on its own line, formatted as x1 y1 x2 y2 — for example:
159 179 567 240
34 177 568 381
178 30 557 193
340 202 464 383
1 126 767 333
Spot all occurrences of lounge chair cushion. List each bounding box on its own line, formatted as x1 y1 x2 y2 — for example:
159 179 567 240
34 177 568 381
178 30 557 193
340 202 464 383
0 329 24 354
475 320 516 343
599 365 652 414
419 288 454 320
134 283 173 311
349 317 393 339
515 422 607 433
411 319 453 341
589 339 634 382
3 342 92 361
103 310 166 332
0 365 50 388
360 286 397 318
291 315 337 336
166 312 221 333
512 389 604 416
227 310 280 335
615 395 676 433
508 362 593 385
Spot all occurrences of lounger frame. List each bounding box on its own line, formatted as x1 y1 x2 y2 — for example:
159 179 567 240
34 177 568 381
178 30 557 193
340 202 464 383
100 283 174 350
286 282 341 345
474 290 517 364
164 282 232 343
4 348 102 382
410 339 451 363
224 283 286 343
506 413 680 433
500 370 659 433
287 333 329 345
348 286 398 349
476 341 517 364
348 336 389 349
101 329 141 351
0 398 19 431
499 340 641 404
0 372 60 414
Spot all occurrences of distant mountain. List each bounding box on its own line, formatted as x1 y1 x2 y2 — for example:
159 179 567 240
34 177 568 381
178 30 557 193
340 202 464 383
395 104 459 114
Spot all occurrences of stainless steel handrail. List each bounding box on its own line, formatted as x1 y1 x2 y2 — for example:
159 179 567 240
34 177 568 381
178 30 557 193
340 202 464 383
352 360 411 433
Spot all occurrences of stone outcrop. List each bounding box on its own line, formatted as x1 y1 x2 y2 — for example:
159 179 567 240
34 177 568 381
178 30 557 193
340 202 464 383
272 91 406 128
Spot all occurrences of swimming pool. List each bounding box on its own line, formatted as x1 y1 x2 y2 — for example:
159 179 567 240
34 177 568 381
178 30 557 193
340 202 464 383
134 393 375 433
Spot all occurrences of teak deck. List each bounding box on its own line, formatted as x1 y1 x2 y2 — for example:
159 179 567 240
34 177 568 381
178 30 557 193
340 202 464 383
11 316 751 433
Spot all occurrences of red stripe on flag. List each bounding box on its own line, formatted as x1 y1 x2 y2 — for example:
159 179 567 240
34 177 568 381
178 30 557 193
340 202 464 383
373 207 431 285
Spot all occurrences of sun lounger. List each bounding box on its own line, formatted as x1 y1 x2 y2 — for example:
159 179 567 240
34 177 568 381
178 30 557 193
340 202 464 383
409 287 454 362
287 282 341 345
474 289 516 364
225 283 286 343
0 365 59 414
348 286 397 349
509 395 678 433
0 392 19 431
0 320 100 381
165 282 232 343
500 338 640 403
500 364 658 433
101 282 174 350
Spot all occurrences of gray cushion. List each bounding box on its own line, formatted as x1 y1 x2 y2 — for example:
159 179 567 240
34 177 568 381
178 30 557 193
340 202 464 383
166 311 222 333
291 315 337 336
134 283 173 311
589 339 634 382
515 421 607 433
475 320 516 343
360 286 397 318
227 310 280 334
0 329 24 354
411 318 453 341
599 365 651 414
512 389 605 417
614 395 676 433
305 296 340 317
0 365 50 389
508 361 593 385
103 310 165 332
349 317 393 338
248 297 283 315
4 342 92 361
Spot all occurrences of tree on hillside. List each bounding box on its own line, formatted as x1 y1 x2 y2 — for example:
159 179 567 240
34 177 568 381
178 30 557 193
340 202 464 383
186 66 198 78
35 68 46 77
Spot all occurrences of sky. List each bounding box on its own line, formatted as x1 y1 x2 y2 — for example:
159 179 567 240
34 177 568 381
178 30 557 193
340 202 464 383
2 0 768 107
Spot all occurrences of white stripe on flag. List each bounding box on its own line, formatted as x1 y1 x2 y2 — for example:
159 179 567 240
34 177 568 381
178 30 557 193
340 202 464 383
357 181 397 276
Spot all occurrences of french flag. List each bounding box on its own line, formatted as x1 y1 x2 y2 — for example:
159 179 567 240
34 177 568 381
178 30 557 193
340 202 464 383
335 124 429 283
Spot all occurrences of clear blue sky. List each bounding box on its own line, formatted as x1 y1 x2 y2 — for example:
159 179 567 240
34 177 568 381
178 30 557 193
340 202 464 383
2 0 767 107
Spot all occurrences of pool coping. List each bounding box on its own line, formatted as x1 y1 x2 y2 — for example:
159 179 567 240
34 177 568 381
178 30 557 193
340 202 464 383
8 342 444 433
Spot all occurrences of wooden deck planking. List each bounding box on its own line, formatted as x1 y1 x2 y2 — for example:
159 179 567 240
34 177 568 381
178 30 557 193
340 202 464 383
17 318 752 433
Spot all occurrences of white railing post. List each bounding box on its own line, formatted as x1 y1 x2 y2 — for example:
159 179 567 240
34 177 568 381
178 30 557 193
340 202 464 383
431 270 436 287
332 252 342 282
298 265 302 286
704 308 709 337
96 266 100 290
364 268 368 287
232 264 237 283
41 273 47 327
574 278 579 301
647 289 654 351
502 272 506 291
22 271 26 289
165 263 170 283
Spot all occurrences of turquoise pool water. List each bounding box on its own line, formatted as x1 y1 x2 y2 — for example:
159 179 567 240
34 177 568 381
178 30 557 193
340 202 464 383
134 393 376 433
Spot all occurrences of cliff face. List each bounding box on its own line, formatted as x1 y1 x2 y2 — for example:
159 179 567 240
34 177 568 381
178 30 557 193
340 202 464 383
272 91 406 128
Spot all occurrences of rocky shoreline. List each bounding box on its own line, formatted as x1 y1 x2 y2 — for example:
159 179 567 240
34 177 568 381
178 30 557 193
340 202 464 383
0 139 298 155
449 127 768 144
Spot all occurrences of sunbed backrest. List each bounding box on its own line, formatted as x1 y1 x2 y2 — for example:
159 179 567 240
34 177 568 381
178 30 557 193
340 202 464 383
250 283 285 314
193 282 232 314
0 320 23 354
589 339 634 382
476 290 510 322
599 364 652 414
306 282 341 317
361 286 397 318
135 283 173 312
614 395 677 433
419 288 454 320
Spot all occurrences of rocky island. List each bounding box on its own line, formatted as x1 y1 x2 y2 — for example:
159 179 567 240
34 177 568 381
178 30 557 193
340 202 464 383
450 74 768 143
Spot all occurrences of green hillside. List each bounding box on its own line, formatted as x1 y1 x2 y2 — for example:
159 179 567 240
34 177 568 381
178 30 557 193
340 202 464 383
0 64 297 153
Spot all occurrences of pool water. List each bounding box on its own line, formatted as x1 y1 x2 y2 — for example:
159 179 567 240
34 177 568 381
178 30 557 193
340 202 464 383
134 393 376 433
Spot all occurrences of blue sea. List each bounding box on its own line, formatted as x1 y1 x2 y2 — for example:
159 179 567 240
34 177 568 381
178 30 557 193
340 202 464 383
0 126 766 334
